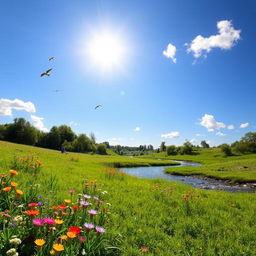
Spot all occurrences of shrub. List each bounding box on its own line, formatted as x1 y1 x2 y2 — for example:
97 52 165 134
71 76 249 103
220 144 232 156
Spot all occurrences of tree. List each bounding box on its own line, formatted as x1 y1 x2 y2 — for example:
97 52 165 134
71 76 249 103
201 140 210 148
102 141 110 149
220 144 232 156
58 125 76 144
180 141 193 155
72 134 94 153
241 132 256 153
96 144 107 155
166 145 177 155
89 132 96 144
160 142 166 152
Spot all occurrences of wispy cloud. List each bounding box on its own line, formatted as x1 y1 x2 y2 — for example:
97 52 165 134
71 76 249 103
30 115 49 132
216 131 226 136
163 43 177 63
161 131 180 139
0 98 36 116
240 122 249 128
187 20 241 58
133 126 141 132
227 125 235 130
70 121 78 126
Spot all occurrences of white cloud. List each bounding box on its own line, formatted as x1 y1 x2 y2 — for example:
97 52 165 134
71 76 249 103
190 138 197 144
0 98 36 116
187 20 241 58
163 43 177 63
227 125 235 130
108 137 123 145
30 115 49 132
70 121 78 126
134 127 141 132
196 133 205 137
161 131 180 139
216 131 226 136
240 122 249 128
200 114 226 131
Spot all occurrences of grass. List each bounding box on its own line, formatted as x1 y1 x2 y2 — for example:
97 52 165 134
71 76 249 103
139 148 256 183
1 141 256 255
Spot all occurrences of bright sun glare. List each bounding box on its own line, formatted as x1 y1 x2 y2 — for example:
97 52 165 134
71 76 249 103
87 32 125 69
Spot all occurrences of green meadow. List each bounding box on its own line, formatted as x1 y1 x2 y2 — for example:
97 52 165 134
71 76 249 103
1 141 256 256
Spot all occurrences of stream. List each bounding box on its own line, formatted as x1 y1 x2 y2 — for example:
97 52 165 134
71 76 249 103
120 160 255 192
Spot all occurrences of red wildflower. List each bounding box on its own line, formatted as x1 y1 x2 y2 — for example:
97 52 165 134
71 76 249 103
25 209 39 216
29 203 38 207
59 204 67 210
68 226 81 235
52 206 58 210
72 205 79 211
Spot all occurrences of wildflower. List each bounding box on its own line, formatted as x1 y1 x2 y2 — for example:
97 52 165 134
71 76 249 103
72 205 79 211
67 232 76 239
33 218 45 226
80 200 90 207
84 183 89 188
88 209 98 217
13 215 23 224
78 236 87 242
9 170 18 176
140 247 149 253
93 196 99 201
6 248 18 256
37 161 42 166
58 204 67 210
95 226 106 234
83 194 91 199
10 182 18 188
69 189 75 194
68 226 81 235
34 239 46 247
64 199 71 204
25 209 39 216
52 243 64 252
38 201 44 206
28 203 38 207
55 219 63 225
84 223 94 231
3 187 11 192
2 213 11 218
61 235 68 240
44 217 55 224
9 237 22 245
50 250 56 255
52 206 58 210
16 189 23 196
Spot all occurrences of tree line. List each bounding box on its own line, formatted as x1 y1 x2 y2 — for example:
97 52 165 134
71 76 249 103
0 118 107 155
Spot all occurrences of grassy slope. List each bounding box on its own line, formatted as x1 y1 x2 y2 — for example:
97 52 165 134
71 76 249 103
140 148 256 183
1 141 256 256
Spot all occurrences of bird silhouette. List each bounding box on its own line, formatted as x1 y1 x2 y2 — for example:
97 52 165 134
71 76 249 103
95 105 102 110
40 68 52 77
49 57 56 61
53 89 61 93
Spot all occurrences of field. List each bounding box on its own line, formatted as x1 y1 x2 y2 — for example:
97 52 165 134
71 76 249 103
139 148 256 183
1 141 256 256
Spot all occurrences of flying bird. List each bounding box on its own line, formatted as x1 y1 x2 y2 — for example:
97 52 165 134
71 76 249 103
53 89 61 93
95 105 102 110
49 57 56 61
40 68 52 77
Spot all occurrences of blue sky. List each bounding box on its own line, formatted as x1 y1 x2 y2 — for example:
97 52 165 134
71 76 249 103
0 0 255 148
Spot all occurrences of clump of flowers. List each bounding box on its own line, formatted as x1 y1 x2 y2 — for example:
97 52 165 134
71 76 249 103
11 155 43 174
0 169 111 256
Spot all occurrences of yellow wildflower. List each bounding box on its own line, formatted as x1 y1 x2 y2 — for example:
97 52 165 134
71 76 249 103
34 239 46 247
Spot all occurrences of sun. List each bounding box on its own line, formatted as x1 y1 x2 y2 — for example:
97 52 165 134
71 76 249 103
87 32 125 69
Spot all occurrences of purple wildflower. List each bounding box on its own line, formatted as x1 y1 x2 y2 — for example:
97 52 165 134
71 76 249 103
83 194 91 200
33 218 44 226
95 226 106 234
84 223 94 231
38 201 44 206
80 200 91 207
43 217 55 224
93 196 99 201
88 209 98 217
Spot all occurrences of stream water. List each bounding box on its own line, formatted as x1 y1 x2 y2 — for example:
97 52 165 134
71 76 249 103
120 161 255 192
